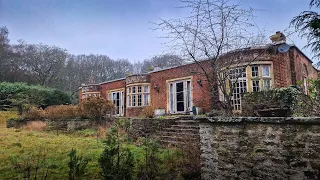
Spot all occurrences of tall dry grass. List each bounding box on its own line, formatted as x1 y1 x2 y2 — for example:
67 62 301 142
44 105 79 120
23 121 47 131
0 111 18 126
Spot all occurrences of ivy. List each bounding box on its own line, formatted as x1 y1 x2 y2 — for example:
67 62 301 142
273 86 300 110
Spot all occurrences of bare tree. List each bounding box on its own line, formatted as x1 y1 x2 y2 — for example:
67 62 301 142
155 0 267 114
17 42 67 87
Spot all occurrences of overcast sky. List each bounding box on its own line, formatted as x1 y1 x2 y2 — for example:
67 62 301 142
0 0 317 64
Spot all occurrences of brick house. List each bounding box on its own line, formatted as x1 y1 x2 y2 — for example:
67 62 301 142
79 44 319 117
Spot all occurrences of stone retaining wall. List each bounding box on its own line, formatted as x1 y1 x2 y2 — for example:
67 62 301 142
197 117 320 180
128 117 180 139
7 118 100 131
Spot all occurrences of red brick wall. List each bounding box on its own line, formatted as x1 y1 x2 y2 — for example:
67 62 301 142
80 46 318 117
271 51 293 88
148 60 214 115
126 107 144 117
100 79 126 98
293 48 318 83
97 62 214 117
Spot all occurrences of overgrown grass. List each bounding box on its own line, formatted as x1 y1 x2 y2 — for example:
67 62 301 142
0 111 106 179
0 111 182 179
0 112 104 179
0 111 17 126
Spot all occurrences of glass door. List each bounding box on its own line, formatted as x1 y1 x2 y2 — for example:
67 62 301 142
111 90 124 116
169 80 192 114
176 82 185 112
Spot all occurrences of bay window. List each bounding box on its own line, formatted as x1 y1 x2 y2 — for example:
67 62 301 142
221 63 273 111
127 85 150 107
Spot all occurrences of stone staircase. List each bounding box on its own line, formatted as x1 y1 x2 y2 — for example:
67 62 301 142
155 119 200 147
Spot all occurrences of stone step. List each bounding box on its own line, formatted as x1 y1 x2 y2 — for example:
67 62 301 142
161 128 199 133
157 135 199 142
158 139 200 147
176 120 199 123
157 131 200 137
171 124 200 128
158 139 186 146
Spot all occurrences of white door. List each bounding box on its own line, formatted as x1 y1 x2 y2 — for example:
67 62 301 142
111 91 124 116
169 80 192 113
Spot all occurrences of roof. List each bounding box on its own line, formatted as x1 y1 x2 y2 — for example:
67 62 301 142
80 43 318 88
99 77 126 85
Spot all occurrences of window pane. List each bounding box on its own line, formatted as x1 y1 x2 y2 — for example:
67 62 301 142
144 86 149 93
138 86 142 93
132 87 136 93
262 65 270 77
177 102 184 112
176 82 183 92
144 94 149 106
138 94 142 106
252 80 260 92
128 95 131 106
132 95 136 106
251 66 259 77
263 80 271 90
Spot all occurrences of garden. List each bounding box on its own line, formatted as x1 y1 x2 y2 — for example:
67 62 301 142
0 83 199 180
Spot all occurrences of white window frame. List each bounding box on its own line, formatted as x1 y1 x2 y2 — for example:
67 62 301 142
168 79 192 114
127 84 150 107
107 89 125 116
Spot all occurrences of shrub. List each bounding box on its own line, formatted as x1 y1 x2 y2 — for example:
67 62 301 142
80 97 114 121
274 86 300 111
23 107 46 120
243 86 301 116
10 150 55 179
97 126 110 139
99 126 134 180
68 149 89 180
0 82 71 113
137 138 161 179
140 106 155 118
45 105 79 120
24 121 47 131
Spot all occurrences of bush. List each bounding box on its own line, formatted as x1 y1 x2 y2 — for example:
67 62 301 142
10 150 55 179
45 105 79 120
137 138 161 179
140 106 155 118
99 126 134 180
0 82 71 112
23 107 46 120
243 87 300 116
80 97 114 121
68 149 89 180
24 121 47 131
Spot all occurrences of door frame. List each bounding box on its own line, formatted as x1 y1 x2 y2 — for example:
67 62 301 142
166 76 193 114
107 88 125 116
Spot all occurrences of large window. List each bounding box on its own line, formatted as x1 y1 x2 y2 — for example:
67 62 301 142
168 78 192 113
221 64 272 111
229 67 247 111
127 85 150 107
250 64 271 91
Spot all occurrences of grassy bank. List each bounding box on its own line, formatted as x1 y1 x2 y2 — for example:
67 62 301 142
0 111 104 179
0 111 181 179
